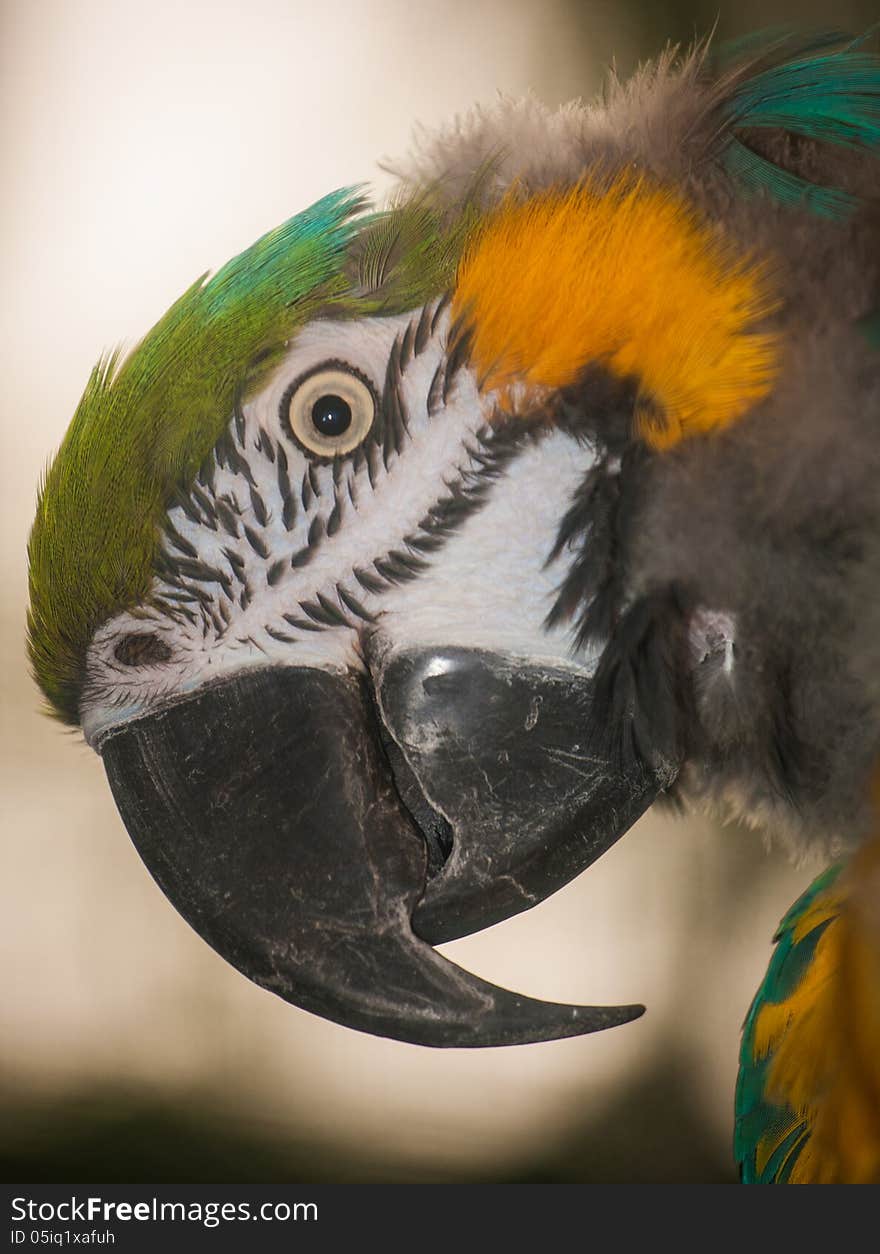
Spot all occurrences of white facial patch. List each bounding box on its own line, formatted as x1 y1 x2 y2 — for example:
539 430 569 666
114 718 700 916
377 427 602 667
82 306 600 745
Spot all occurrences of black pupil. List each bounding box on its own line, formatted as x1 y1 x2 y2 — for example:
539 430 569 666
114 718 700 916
311 394 352 437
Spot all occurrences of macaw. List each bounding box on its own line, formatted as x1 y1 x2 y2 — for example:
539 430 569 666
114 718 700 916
27 29 880 1182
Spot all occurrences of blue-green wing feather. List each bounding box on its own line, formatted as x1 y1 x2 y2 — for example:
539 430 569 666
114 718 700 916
720 30 880 218
734 863 844 1183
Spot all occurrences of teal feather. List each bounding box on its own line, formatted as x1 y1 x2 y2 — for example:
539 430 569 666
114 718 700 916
723 136 858 219
721 30 880 219
734 862 844 1183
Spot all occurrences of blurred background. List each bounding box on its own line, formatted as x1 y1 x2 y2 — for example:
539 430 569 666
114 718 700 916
2 0 873 1184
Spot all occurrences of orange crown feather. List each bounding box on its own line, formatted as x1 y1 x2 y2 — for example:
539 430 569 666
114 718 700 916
452 175 781 449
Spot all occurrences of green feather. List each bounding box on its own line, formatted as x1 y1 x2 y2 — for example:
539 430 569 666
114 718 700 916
734 862 844 1183
720 29 880 219
350 169 491 315
27 188 366 724
352 199 475 313
28 182 490 725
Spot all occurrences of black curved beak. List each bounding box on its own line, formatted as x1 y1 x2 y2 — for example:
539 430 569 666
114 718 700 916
372 647 667 944
101 657 673 1047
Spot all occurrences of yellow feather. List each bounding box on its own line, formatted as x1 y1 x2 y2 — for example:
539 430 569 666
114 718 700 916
754 782 880 1183
452 175 781 449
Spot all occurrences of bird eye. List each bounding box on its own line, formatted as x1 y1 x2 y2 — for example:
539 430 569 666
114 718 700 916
282 363 376 457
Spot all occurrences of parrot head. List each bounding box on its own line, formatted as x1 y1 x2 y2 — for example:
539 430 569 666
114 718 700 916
27 31 880 1051
27 187 684 1046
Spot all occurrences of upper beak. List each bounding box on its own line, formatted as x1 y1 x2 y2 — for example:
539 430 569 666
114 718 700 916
100 651 675 1047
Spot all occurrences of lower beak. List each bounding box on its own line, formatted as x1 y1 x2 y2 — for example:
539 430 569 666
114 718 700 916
100 656 672 1047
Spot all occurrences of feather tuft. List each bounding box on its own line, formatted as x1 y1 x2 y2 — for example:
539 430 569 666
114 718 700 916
721 29 880 218
452 175 781 449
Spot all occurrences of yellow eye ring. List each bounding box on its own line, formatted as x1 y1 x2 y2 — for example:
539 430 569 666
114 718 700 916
281 362 377 458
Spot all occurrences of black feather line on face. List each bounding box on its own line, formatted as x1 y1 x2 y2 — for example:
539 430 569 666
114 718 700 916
146 603 181 636
243 525 270 559
214 497 241 538
170 487 204 528
443 318 472 392
336 583 376 623
535 363 697 781
414 302 433 356
154 551 230 591
158 599 198 628
289 546 313 570
298 597 351 628
161 588 201 606
400 317 416 371
222 546 245 578
430 289 452 333
588 585 694 778
277 446 297 530
196 457 216 494
545 444 647 647
384 422 527 569
545 365 652 646
163 519 199 560
216 420 257 487
353 565 386 595
377 334 409 467
426 361 445 417
266 558 287 587
306 514 324 548
265 625 297 643
188 484 219 531
281 614 323 633
249 486 269 528
254 426 276 462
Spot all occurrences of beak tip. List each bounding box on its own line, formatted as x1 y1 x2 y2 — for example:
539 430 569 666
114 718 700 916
612 1002 646 1026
